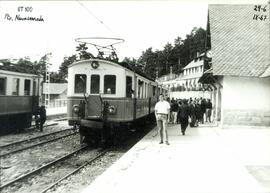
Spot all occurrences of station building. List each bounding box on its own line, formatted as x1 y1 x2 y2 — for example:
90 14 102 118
42 83 67 108
200 4 270 128
157 53 211 100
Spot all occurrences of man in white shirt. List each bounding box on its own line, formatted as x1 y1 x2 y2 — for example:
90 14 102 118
155 94 171 145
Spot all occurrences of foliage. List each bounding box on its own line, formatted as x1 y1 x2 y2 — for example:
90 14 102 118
76 43 94 60
58 54 77 82
137 27 206 78
0 54 51 79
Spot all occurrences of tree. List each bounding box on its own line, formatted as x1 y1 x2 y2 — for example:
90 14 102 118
0 54 51 77
58 54 77 81
137 48 158 79
137 27 206 78
76 43 94 60
122 57 137 66
50 72 67 83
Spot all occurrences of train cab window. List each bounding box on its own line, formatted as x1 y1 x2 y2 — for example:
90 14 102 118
104 75 116 94
0 77 6 95
24 79 31 95
126 76 133 98
12 78 20 95
74 74 86 93
91 75 100 94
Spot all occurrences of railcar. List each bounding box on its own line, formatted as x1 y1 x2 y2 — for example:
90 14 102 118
67 58 167 145
0 69 41 135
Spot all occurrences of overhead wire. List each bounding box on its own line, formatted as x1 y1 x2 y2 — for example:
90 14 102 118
76 0 119 37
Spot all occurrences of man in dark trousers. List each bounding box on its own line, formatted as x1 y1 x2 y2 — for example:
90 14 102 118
205 99 213 123
178 99 190 135
36 105 47 132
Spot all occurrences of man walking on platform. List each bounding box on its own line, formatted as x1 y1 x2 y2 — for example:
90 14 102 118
155 94 171 145
178 99 190 135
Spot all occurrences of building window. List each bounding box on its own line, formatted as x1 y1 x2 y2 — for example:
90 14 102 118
91 75 100 94
104 75 116 94
126 76 133 97
74 74 86 93
0 77 6 95
12 78 20 95
24 79 31 95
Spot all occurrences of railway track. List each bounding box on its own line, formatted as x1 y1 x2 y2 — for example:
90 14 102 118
0 145 89 190
0 146 108 193
0 128 78 158
40 150 108 193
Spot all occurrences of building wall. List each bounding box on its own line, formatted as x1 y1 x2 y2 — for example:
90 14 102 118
221 76 270 127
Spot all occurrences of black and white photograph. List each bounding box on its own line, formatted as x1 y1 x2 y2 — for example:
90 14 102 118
0 1 269 193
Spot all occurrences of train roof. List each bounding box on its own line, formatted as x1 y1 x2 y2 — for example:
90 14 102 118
0 69 41 78
0 60 40 76
69 58 156 82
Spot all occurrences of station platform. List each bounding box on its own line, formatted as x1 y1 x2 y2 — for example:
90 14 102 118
81 123 270 193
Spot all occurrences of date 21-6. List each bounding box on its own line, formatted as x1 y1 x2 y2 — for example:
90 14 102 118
253 5 267 21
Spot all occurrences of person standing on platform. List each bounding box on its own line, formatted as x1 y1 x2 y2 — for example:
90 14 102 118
155 94 171 145
171 99 179 124
206 99 213 123
189 100 197 127
36 105 47 132
200 98 207 124
178 99 190 135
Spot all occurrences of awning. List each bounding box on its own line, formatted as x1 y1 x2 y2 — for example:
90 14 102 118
199 68 222 89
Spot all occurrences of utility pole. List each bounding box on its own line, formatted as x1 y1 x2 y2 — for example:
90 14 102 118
44 53 52 108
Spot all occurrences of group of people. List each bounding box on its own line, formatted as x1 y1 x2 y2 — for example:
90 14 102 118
155 94 213 145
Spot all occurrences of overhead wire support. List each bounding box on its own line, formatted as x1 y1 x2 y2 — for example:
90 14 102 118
76 0 119 37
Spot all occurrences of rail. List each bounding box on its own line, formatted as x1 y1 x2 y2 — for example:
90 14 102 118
0 145 88 190
0 129 78 158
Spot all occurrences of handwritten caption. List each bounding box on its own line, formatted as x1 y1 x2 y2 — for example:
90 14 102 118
253 5 267 21
4 6 44 22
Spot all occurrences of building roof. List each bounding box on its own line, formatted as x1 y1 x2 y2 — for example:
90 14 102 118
209 4 270 77
183 58 204 70
43 83 67 94
0 69 40 78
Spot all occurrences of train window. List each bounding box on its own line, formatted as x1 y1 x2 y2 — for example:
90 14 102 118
91 75 100 94
153 86 156 96
145 82 147 98
33 80 37 96
74 74 86 93
12 78 20 95
0 77 6 95
126 76 133 97
104 75 116 94
24 79 31 95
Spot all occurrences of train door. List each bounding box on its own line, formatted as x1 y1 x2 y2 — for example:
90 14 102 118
86 74 102 119
126 76 133 98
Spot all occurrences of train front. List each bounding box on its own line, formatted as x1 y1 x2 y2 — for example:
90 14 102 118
67 59 126 144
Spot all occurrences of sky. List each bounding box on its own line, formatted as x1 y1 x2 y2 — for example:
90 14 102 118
0 0 267 71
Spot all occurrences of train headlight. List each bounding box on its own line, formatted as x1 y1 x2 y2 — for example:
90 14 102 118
108 105 117 115
73 104 80 114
